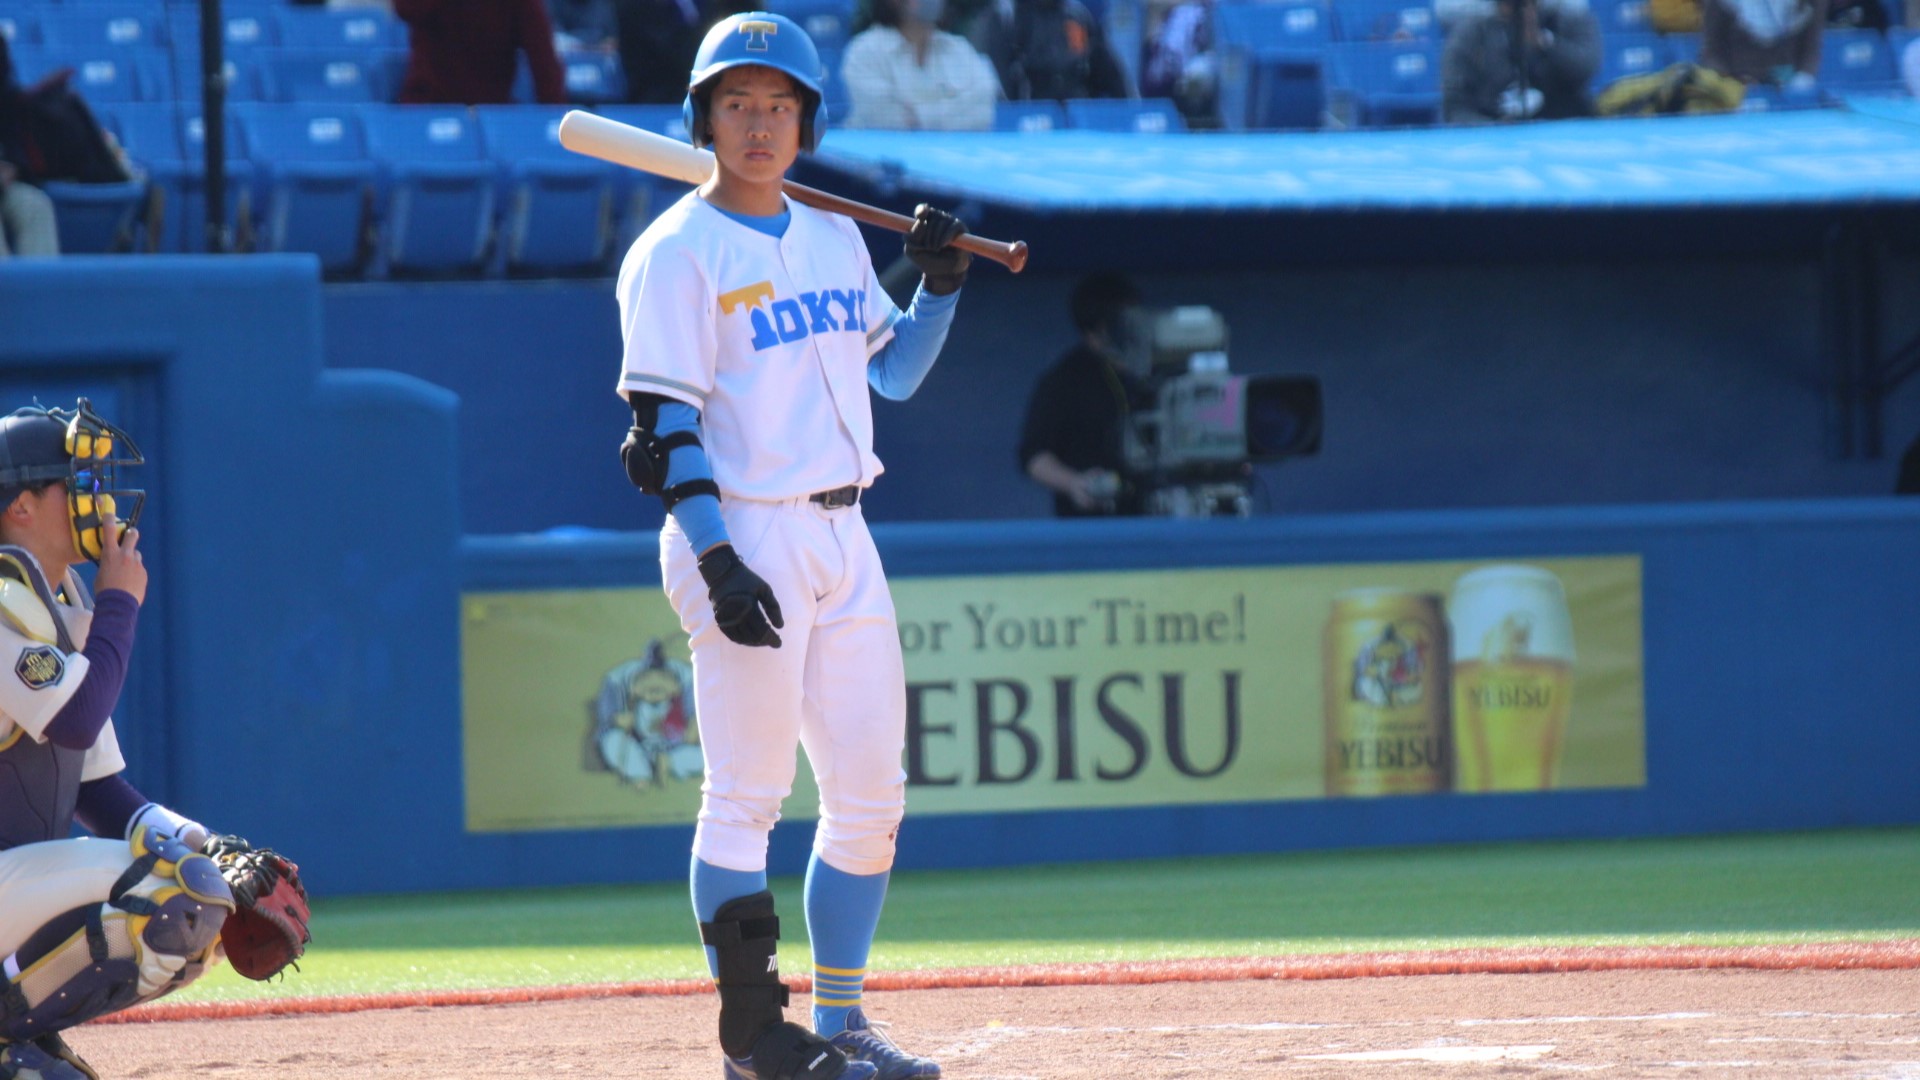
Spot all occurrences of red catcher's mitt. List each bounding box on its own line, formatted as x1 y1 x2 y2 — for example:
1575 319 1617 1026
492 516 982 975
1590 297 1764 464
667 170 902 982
201 834 312 980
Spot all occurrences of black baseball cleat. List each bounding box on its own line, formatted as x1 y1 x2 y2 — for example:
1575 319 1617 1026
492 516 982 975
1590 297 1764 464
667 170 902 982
827 1009 941 1080
0 1033 98 1080
723 1052 878 1080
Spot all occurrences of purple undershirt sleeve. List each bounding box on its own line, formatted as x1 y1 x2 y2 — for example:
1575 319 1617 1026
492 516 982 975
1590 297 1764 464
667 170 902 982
43 589 140 751
73 772 148 839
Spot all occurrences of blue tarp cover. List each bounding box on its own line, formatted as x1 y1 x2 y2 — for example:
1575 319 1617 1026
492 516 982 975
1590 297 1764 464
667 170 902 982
816 106 1920 211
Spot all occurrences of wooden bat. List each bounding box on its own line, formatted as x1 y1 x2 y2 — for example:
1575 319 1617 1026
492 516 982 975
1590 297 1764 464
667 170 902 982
556 110 1028 274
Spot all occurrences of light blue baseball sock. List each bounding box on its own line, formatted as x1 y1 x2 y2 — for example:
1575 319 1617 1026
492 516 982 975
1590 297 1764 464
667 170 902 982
691 856 768 979
804 852 890 1037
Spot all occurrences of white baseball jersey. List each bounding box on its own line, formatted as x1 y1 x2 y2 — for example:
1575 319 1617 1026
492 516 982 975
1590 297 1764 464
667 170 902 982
615 192 903 502
0 567 124 782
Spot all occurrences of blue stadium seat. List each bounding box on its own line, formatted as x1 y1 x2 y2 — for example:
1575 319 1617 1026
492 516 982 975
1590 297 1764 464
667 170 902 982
104 103 254 253
35 167 148 253
1064 97 1187 131
1596 32 1668 88
168 9 273 103
993 100 1068 131
166 6 280 54
273 8 402 50
257 49 384 103
359 105 497 275
236 103 378 275
1589 0 1653 34
7 45 167 103
1214 2 1331 129
37 7 162 50
171 52 264 105
1331 0 1439 41
1324 40 1441 127
591 105 697 250
0 12 40 47
1819 28 1898 88
475 106 618 275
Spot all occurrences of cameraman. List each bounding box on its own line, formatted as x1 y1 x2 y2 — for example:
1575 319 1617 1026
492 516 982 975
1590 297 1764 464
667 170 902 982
1017 272 1157 517
1441 0 1599 124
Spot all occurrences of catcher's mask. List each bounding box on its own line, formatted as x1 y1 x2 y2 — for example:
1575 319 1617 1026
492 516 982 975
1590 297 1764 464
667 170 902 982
0 399 146 563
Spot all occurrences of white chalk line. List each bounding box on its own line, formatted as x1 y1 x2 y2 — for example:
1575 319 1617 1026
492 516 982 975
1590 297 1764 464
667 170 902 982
938 1011 1920 1073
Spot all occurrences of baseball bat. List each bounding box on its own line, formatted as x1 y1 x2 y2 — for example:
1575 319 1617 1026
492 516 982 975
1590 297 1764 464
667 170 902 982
556 110 1029 274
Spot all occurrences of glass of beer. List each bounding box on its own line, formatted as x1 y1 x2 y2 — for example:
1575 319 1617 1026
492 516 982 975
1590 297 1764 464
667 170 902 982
1448 565 1575 792
1322 589 1451 797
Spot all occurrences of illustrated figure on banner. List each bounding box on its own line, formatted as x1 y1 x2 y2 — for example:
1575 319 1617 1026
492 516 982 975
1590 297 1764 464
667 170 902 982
587 638 703 787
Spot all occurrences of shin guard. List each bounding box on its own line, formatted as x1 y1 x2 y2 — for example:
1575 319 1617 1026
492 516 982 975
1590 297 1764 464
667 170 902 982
1 827 233 1041
701 890 855 1080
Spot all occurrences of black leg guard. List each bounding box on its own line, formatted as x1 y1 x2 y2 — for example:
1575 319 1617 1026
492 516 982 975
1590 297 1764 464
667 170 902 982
701 891 855 1080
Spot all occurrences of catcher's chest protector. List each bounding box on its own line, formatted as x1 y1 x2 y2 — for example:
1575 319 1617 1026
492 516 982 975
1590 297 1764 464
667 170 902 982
1 826 234 1040
0 735 88 851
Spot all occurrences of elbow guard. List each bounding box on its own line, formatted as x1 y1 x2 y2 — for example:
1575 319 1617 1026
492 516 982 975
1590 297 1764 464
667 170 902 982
623 393 721 510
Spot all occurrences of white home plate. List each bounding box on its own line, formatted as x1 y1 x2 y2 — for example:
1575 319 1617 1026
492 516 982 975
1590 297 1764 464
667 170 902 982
1302 1045 1556 1062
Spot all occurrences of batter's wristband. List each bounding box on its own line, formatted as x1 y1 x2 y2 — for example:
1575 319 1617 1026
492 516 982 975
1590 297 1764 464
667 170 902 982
698 544 742 588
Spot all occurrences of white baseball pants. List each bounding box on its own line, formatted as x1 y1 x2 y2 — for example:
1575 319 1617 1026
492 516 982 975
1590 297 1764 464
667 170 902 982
661 496 907 877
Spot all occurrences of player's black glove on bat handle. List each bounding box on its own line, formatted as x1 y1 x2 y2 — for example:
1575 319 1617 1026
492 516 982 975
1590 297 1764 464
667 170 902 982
698 543 784 648
905 204 971 296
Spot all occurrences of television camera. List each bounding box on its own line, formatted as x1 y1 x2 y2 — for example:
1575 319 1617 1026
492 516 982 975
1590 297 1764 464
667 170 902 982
1115 305 1323 518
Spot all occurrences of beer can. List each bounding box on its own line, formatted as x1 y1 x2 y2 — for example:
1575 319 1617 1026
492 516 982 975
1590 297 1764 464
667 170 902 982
1448 565 1576 792
1322 589 1452 796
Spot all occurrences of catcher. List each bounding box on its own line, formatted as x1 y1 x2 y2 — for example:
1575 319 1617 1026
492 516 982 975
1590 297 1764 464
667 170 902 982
0 401 310 1080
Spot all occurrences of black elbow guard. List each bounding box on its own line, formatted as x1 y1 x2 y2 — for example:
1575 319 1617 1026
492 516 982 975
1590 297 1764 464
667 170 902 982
622 392 718 509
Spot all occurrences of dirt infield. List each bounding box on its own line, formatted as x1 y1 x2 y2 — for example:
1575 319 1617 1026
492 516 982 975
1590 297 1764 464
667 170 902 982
76 947 1920 1078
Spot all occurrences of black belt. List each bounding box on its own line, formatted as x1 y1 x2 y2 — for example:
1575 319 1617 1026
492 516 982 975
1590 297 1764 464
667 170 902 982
810 485 861 509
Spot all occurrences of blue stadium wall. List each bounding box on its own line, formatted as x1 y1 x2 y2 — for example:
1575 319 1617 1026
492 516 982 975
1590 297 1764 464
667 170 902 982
324 252 1920 536
3 255 1918 899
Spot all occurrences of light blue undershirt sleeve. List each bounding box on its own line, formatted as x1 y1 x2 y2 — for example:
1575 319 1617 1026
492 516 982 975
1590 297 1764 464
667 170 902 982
656 401 729 555
867 283 959 401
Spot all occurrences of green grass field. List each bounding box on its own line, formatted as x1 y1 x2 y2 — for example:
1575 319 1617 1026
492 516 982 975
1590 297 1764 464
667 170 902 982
176 826 1920 1003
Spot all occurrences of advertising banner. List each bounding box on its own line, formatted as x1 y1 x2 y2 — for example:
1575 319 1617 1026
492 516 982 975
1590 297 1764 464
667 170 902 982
462 556 1643 832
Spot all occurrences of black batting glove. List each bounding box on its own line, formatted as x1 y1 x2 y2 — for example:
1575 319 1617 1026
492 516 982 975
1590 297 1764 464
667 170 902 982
905 203 971 296
697 544 784 648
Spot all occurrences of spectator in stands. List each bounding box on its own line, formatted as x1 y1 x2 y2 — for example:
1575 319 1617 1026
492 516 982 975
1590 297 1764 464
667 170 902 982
979 0 1133 102
0 40 53 258
844 0 1002 130
1017 273 1157 517
1141 0 1218 126
1698 0 1826 87
613 0 736 103
394 0 568 105
551 0 621 50
1442 0 1601 124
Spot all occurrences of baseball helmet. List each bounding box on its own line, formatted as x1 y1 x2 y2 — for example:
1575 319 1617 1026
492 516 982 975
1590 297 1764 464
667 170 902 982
0 399 145 563
682 12 827 153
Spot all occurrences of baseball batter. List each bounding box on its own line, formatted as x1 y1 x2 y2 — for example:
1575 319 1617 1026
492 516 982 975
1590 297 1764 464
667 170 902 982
614 13 968 1080
0 401 238 1080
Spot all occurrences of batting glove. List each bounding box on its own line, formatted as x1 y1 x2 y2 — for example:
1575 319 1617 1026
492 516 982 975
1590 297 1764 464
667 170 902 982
905 203 971 296
698 544 784 648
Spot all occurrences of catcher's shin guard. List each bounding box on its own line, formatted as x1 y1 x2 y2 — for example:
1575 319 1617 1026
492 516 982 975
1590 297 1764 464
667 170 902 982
702 891 859 1080
0 827 233 1040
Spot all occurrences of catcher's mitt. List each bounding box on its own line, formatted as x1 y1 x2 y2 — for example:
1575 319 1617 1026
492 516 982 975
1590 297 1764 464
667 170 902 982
201 833 312 980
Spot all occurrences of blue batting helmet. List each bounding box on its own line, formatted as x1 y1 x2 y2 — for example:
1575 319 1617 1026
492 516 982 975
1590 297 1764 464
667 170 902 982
682 12 827 153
